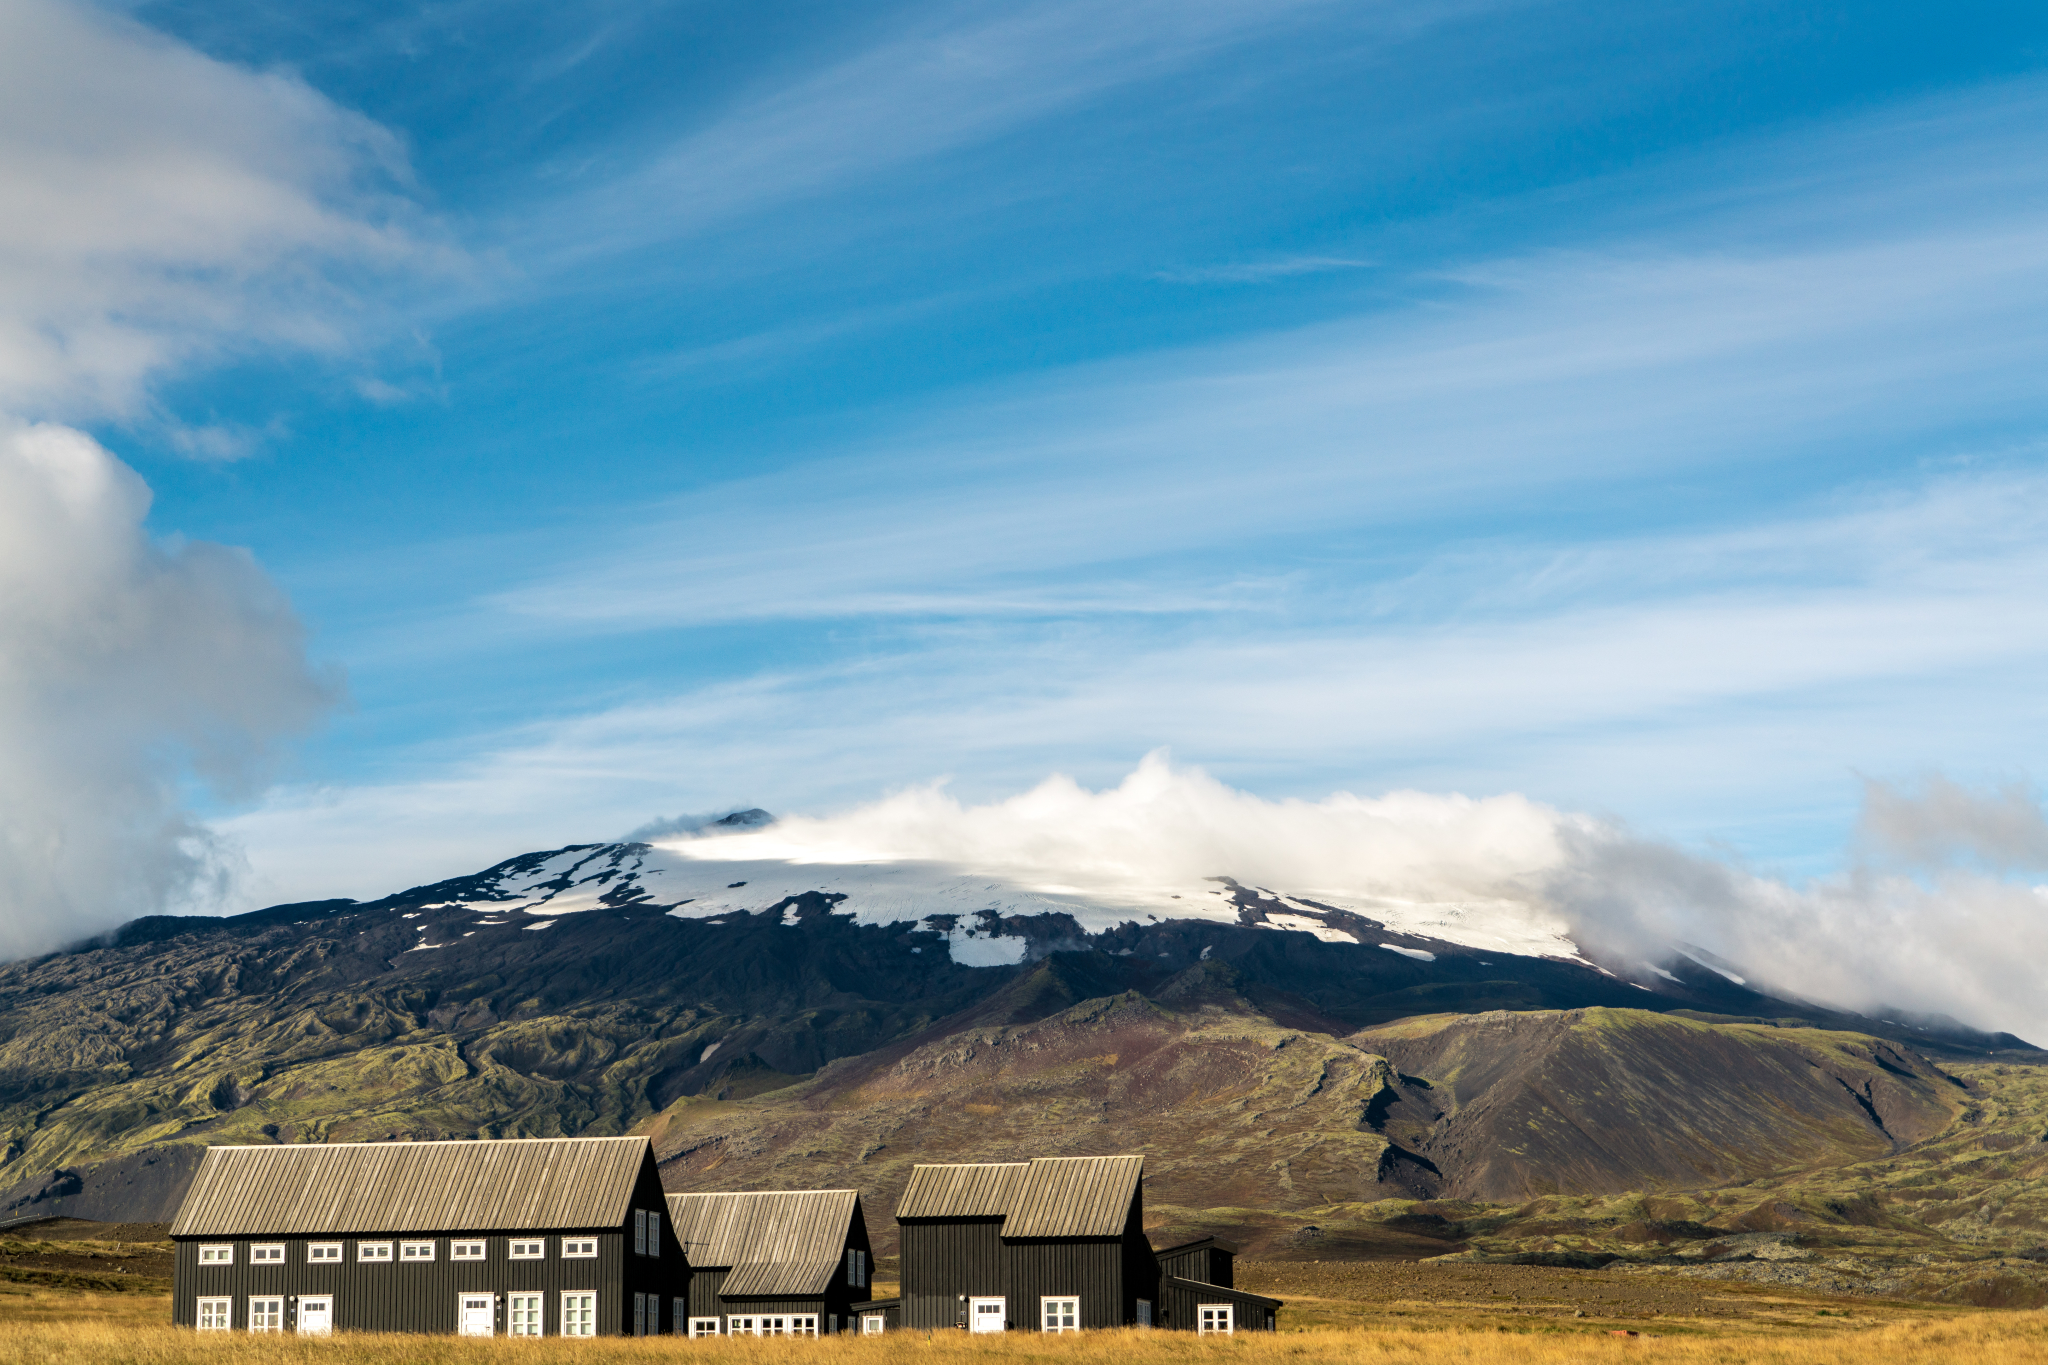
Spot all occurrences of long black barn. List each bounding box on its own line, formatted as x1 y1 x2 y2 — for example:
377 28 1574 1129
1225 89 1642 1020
169 1136 686 1336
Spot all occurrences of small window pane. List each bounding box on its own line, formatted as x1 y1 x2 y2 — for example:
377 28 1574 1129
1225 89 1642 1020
561 1238 597 1258
451 1241 486 1260
197 1298 232 1331
1042 1297 1079 1333
401 1241 435 1261
510 1240 544 1259
247 1297 284 1333
198 1245 233 1265
307 1243 342 1262
250 1244 285 1263
357 1242 392 1262
561 1292 596 1337
690 1316 720 1338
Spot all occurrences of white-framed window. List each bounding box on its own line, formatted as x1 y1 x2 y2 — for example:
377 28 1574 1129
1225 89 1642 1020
633 1209 646 1256
647 1210 660 1257
726 1315 816 1337
401 1241 435 1261
689 1317 720 1338
198 1245 233 1265
196 1297 232 1331
451 1240 486 1260
1042 1297 1080 1334
561 1237 597 1258
308 1242 342 1262
250 1244 285 1264
247 1297 284 1333
561 1292 596 1338
846 1248 868 1287
509 1239 545 1259
1198 1305 1234 1335
633 1293 647 1337
1136 1299 1152 1327
508 1292 544 1337
860 1314 887 1335
357 1241 393 1262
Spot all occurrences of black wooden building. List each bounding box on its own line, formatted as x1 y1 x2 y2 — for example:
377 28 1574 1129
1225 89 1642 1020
1153 1236 1280 1334
897 1155 1161 1332
897 1156 1279 1334
170 1136 687 1336
665 1189 875 1336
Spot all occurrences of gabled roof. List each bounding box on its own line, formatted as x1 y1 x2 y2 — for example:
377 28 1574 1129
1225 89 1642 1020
666 1190 860 1298
896 1162 1027 1220
170 1137 650 1238
1155 1235 1240 1257
896 1155 1143 1238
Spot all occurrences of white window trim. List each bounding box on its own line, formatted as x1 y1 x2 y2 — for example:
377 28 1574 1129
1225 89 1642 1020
198 1244 233 1265
647 1210 660 1258
450 1240 486 1260
507 1292 545 1338
196 1297 232 1331
1197 1304 1235 1335
560 1291 597 1338
509 1239 545 1259
246 1297 284 1333
249 1244 285 1264
356 1241 393 1262
689 1317 721 1338
561 1237 598 1258
400 1240 436 1261
307 1242 343 1262
1041 1296 1081 1334
860 1314 887 1335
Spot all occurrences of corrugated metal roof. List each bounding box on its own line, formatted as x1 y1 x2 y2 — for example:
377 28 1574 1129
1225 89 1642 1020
895 1155 1142 1238
665 1190 860 1297
894 1162 1027 1220
1004 1155 1144 1238
170 1137 650 1237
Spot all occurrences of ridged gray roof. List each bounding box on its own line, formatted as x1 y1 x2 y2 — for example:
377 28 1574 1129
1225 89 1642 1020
171 1137 650 1238
666 1190 861 1297
896 1155 1142 1237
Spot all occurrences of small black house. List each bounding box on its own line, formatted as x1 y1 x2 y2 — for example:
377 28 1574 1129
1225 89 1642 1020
897 1155 1160 1332
170 1136 686 1336
666 1189 874 1336
1153 1236 1280 1334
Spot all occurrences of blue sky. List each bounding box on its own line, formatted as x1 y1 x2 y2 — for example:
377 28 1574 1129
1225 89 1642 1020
24 0 2048 906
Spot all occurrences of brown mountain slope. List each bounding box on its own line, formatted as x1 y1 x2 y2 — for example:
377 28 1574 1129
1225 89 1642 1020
645 961 1966 1256
1354 1009 1963 1201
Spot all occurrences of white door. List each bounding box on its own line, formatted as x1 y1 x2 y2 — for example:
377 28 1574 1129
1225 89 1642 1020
297 1296 333 1335
970 1297 1006 1333
458 1295 494 1336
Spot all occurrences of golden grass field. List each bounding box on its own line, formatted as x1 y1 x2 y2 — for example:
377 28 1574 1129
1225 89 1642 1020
2 1287 2046 1365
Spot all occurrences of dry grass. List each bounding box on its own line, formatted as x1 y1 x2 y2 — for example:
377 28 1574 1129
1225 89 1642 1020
0 1300 2046 1365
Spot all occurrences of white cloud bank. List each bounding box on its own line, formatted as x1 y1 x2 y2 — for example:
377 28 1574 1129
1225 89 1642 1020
0 0 432 433
657 754 2048 1043
0 422 337 956
0 1 431 953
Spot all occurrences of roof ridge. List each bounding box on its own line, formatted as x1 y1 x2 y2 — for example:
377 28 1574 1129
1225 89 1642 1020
199 1135 646 1151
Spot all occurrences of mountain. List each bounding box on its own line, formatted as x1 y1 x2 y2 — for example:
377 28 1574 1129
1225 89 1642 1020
0 841 2034 1256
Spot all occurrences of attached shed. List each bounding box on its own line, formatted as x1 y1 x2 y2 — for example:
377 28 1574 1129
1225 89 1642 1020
666 1189 875 1336
898 1155 1159 1332
1154 1234 1278 1332
169 1136 685 1337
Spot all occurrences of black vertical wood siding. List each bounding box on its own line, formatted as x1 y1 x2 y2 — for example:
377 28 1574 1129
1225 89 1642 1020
1156 1276 1279 1332
900 1218 1005 1329
1156 1242 1233 1288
